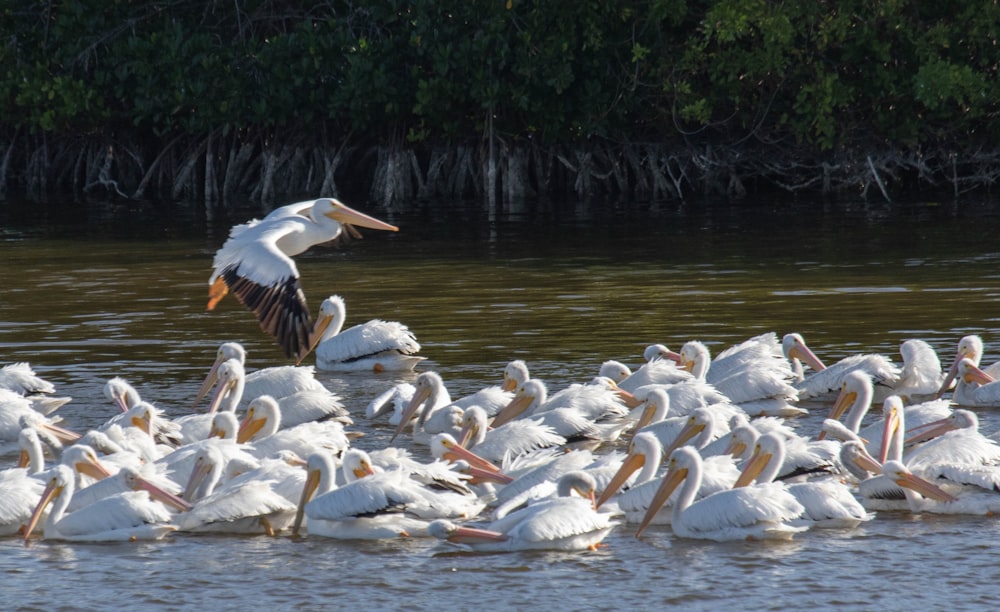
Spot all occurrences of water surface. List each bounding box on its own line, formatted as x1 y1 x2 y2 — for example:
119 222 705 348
2 197 1000 610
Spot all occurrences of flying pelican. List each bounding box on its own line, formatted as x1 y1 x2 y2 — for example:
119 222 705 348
427 471 619 552
635 446 807 541
734 432 872 528
23 464 185 542
308 295 424 372
236 395 354 460
206 197 399 361
193 341 329 409
178 445 298 535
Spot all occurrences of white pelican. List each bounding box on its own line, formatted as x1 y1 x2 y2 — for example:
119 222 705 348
458 405 566 463
23 464 183 542
490 378 630 446
104 376 143 413
293 449 473 539
0 391 79 449
936 334 1000 398
781 333 828 382
427 471 619 552
178 445 297 535
598 348 692 393
949 358 1000 407
390 371 511 442
193 341 329 409
893 339 946 400
154 412 260 486
785 334 900 400
0 428 48 535
595 431 739 525
309 294 424 372
0 362 57 396
734 432 871 528
237 395 354 460
727 422 840 482
678 335 803 416
206 197 399 361
635 446 807 541
502 360 531 392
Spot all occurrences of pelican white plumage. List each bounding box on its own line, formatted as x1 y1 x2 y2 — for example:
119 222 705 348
428 471 619 552
236 395 353 460
178 445 297 535
599 346 692 393
458 405 566 463
390 371 511 442
23 464 183 542
784 334 900 400
0 428 48 535
293 449 470 539
948 358 1000 407
0 391 79 449
734 432 872 528
0 362 57 396
936 335 1000 398
309 295 424 372
154 412 260 486
678 335 804 416
502 360 531 392
206 197 399 361
193 341 329 410
595 431 739 525
893 339 947 400
635 446 807 541
727 422 840 482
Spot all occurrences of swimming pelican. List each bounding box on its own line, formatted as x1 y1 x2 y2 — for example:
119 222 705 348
948 358 1000 407
458 405 566 463
734 432 872 528
595 431 739 525
308 295 424 372
427 471 619 552
598 347 692 393
390 371 511 442
0 391 79 449
0 428 48 535
206 197 398 361
893 339 946 400
502 360 531 392
236 395 353 460
178 445 297 535
936 335 1000 398
781 333 828 382
785 334 900 400
0 362 57 396
635 446 807 541
193 341 329 409
678 335 803 415
23 464 183 542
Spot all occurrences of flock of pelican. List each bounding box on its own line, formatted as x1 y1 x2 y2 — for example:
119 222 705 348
6 197 1000 553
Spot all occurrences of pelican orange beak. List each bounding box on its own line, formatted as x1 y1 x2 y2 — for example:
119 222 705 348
193 355 225 408
611 384 640 409
131 412 152 437
75 456 113 481
786 338 827 372
324 200 399 232
207 374 239 414
596 451 645 508
183 455 213 502
352 461 378 480
442 524 509 545
879 403 901 464
109 390 131 414
661 416 704 459
457 420 477 448
679 357 695 373
293 467 322 536
389 384 433 442
456 461 516 485
37 421 82 446
632 401 659 432
135 475 193 513
501 375 518 392
23 476 63 541
820 384 859 440
961 360 995 386
304 312 335 360
237 409 267 444
847 444 884 475
733 447 771 488
892 469 958 503
636 463 688 538
903 416 956 446
490 392 534 428
17 448 30 468
437 437 511 481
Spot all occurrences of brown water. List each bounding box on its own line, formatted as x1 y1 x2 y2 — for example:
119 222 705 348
3 197 1000 609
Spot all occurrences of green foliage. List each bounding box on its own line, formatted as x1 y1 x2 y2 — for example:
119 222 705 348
2 0 999 150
